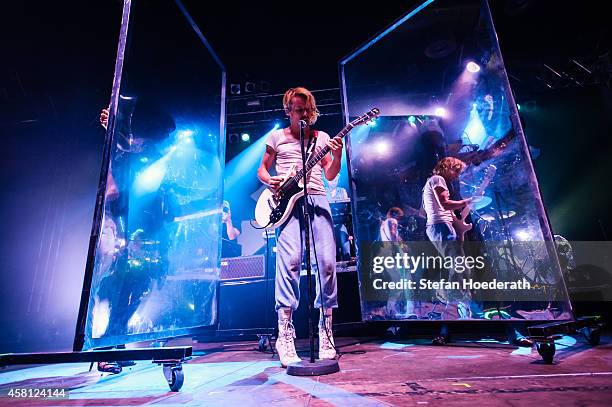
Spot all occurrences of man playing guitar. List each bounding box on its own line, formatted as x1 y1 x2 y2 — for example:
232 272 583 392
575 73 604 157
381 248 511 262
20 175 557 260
422 157 473 319
423 157 472 244
257 87 343 367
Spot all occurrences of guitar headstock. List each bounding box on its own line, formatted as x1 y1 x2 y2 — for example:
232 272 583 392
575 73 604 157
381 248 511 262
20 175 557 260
350 108 380 127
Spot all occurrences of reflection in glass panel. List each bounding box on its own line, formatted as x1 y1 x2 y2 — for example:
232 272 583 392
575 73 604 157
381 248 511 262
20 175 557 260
341 0 572 321
82 1 224 349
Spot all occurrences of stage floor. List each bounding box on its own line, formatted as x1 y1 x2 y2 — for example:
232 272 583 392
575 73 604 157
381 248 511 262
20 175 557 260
1 334 611 406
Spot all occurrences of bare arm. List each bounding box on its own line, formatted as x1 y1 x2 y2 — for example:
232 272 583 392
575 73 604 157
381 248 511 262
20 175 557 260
322 137 343 181
435 186 471 211
225 222 240 240
100 108 109 130
257 145 284 190
223 211 241 240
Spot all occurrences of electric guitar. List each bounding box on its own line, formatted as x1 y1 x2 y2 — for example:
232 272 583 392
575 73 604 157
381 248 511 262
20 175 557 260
254 108 380 229
452 164 496 241
455 127 516 166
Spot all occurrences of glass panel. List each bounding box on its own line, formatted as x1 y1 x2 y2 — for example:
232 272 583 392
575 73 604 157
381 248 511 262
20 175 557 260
341 0 572 321
81 0 225 349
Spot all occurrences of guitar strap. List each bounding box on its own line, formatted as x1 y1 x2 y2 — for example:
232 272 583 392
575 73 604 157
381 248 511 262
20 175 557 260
306 129 318 157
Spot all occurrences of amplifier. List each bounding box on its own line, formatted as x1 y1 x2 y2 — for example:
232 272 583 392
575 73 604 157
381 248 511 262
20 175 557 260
220 255 266 280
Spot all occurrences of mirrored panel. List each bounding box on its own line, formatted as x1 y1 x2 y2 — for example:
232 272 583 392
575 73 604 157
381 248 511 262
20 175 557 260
81 0 225 349
341 0 573 321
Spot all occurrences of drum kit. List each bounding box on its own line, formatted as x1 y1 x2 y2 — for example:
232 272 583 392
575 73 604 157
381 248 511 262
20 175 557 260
476 209 521 241
462 182 525 242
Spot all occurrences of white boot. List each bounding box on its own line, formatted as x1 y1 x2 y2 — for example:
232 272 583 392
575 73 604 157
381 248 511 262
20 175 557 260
275 307 301 367
318 308 336 360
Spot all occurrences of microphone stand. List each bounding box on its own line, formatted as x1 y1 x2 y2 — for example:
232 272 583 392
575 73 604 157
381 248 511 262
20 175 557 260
287 120 339 376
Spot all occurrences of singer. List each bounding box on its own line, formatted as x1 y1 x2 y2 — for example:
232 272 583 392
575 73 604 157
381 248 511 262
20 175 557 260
257 87 344 367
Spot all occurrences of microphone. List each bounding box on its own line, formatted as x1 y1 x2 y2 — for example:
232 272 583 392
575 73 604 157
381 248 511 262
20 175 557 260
299 119 308 129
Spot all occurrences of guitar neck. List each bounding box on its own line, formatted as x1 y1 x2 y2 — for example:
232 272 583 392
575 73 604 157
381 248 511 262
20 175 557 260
472 180 489 197
291 123 355 183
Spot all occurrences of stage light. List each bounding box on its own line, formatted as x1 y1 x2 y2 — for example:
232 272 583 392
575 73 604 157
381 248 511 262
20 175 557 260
127 311 141 331
178 130 193 138
241 133 250 142
466 61 480 73
434 107 447 117
408 116 416 123
177 130 194 145
259 80 271 92
513 229 531 241
483 309 511 319
91 299 110 338
375 140 389 154
134 156 169 195
224 124 280 219
230 83 241 95
273 123 280 129
245 81 256 93
517 103 521 111
178 130 194 144
463 104 487 147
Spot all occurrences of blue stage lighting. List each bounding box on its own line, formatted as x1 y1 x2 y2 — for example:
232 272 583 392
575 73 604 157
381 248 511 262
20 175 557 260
241 133 250 142
178 130 194 139
463 104 487 147
434 107 447 118
134 157 168 195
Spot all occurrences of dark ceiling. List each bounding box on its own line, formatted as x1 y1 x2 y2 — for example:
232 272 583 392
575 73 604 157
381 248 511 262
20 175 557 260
180 0 610 94
1 0 609 126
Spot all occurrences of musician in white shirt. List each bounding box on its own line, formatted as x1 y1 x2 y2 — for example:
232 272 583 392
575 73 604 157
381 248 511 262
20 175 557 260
257 87 343 367
422 157 473 319
325 173 349 203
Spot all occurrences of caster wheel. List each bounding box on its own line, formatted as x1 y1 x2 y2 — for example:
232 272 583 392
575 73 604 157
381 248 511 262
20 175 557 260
536 342 555 364
258 336 270 351
583 328 601 346
163 365 184 392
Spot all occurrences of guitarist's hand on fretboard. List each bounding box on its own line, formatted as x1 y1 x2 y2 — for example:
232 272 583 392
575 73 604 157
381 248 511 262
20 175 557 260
268 175 285 191
326 137 344 159
254 108 379 229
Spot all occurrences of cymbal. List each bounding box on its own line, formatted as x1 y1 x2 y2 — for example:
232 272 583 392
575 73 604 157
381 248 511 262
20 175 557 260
480 213 496 222
479 210 516 222
471 196 492 210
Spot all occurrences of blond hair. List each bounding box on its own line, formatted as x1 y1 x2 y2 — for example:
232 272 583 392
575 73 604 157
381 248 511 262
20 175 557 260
432 157 467 176
283 87 319 125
